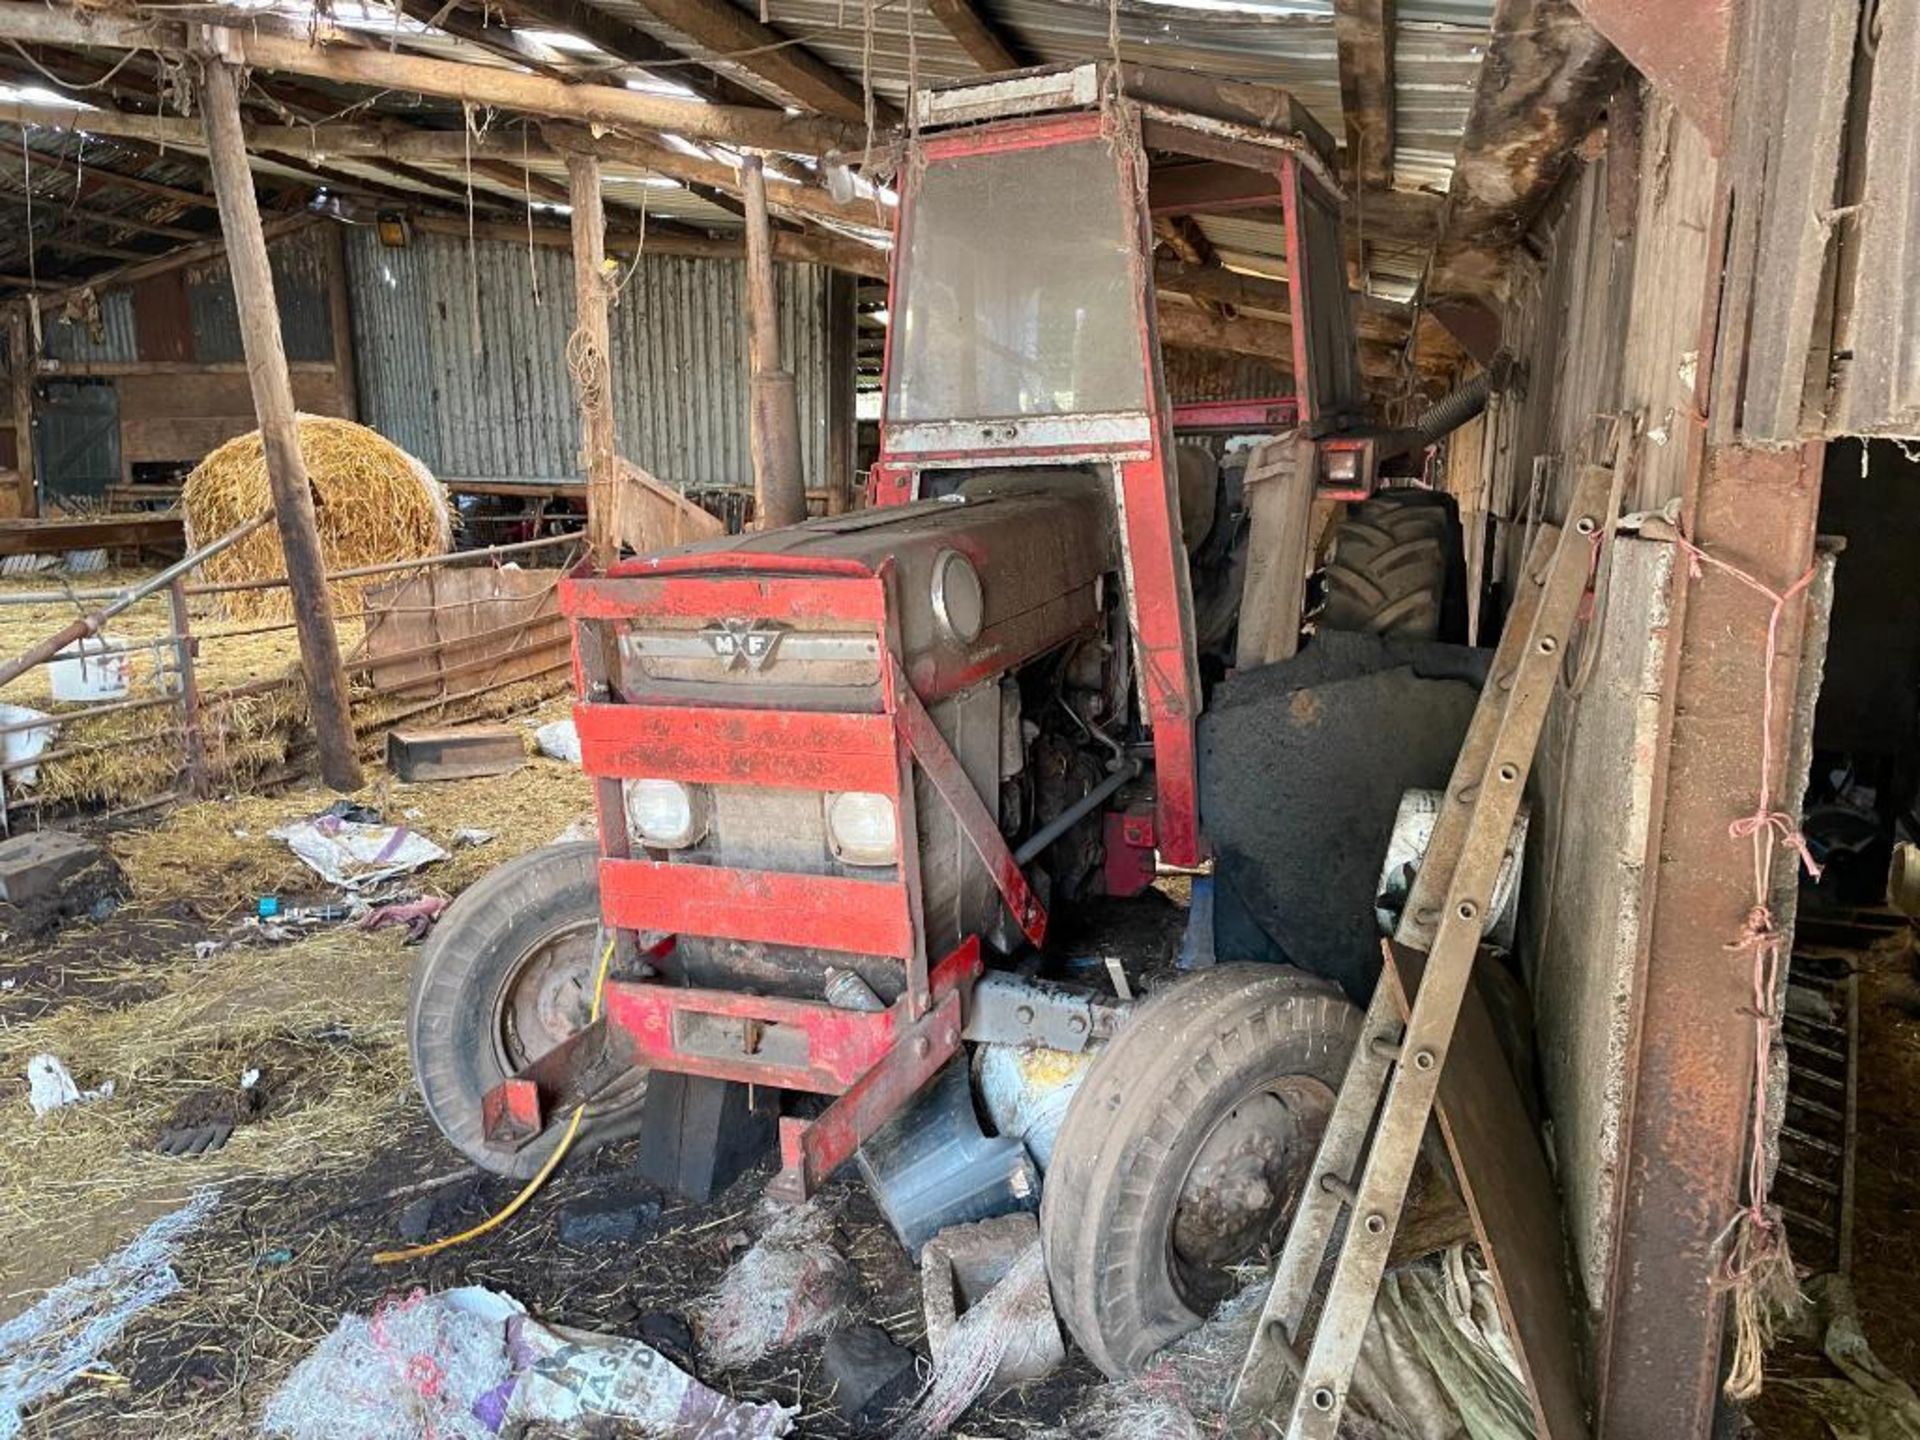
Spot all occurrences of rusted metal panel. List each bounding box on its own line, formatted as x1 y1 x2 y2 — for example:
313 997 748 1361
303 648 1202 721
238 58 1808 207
1597 441 1824 1440
184 224 337 365
356 565 567 699
42 287 137 366
1572 0 1730 151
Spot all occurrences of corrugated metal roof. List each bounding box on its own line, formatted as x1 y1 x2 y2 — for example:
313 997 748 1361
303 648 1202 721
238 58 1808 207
579 0 1489 200
345 225 833 488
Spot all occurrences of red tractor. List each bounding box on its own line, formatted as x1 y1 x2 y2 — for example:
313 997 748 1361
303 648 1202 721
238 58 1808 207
408 63 1471 1379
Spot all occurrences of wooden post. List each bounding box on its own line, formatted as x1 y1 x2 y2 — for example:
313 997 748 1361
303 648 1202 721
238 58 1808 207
167 576 208 798
825 269 856 515
7 303 34 518
743 155 806 529
565 151 620 568
323 221 360 422
199 58 364 792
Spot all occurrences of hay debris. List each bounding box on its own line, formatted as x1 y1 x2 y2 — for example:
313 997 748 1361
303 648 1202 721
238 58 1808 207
183 417 451 621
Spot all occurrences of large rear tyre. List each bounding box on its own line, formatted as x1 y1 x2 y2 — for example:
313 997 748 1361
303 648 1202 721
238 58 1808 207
1321 489 1462 641
1040 965 1360 1377
408 841 649 1180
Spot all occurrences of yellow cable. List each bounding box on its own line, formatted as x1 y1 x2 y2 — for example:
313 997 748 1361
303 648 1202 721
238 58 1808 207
374 939 616 1266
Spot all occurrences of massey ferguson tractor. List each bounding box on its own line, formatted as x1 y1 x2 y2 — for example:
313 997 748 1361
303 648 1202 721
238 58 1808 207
408 62 1469 1383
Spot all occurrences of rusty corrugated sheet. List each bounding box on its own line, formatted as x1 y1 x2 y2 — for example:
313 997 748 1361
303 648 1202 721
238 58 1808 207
184 223 336 364
42 285 138 365
577 0 1489 203
344 225 831 489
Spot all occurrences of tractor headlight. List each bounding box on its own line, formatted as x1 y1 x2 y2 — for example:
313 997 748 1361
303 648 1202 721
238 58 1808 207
624 778 708 849
825 791 899 866
931 549 984 643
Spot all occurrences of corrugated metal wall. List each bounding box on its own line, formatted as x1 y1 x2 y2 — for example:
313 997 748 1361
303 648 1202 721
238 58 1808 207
346 227 832 489
42 287 138 366
39 224 335 367
185 225 336 364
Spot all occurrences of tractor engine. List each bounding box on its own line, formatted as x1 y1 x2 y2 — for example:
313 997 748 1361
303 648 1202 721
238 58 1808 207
565 470 1122 1016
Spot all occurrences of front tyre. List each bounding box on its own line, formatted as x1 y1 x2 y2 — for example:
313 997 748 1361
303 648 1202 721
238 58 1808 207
407 841 649 1180
1040 965 1359 1377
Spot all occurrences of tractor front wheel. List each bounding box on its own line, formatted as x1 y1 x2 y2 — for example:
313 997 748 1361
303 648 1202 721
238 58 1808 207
407 841 650 1179
1039 965 1360 1377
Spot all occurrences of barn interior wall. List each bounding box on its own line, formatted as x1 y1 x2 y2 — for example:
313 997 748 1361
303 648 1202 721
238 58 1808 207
1440 87 1725 1337
343 227 838 494
22 223 355 507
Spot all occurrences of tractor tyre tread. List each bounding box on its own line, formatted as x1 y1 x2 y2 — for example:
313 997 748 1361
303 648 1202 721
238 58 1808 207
1041 965 1360 1378
1321 490 1459 640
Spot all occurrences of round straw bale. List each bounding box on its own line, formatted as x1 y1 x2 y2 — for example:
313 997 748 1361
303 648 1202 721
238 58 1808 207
183 415 452 620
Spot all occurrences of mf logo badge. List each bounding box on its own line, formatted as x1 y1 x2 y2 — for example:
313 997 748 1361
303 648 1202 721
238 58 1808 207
702 618 786 671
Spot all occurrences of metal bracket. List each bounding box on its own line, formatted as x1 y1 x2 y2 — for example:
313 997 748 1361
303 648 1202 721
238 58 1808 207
479 1014 637 1152
960 971 1129 1052
892 655 1049 947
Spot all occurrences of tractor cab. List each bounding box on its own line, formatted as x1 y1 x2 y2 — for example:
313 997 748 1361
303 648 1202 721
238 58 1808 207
867 61 1381 867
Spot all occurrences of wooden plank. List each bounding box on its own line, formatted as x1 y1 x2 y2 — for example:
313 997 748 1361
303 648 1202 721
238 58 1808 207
0 514 183 556
1233 435 1314 668
615 458 724 554
358 567 567 700
1383 944 1590 1440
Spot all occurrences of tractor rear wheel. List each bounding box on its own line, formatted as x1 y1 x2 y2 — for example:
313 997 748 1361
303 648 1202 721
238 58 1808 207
1039 965 1360 1377
408 841 649 1180
1320 489 1463 641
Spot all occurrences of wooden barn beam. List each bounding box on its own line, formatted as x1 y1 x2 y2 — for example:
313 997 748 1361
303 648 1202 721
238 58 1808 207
1333 0 1396 190
496 0 774 108
544 124 883 229
927 0 1025 72
391 0 580 81
1426 0 1619 304
200 58 362 793
0 6 861 155
621 0 895 125
742 155 805 528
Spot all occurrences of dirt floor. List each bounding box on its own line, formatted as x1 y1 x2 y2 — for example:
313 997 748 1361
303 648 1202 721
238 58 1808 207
11 730 1920 1436
0 738 1121 1438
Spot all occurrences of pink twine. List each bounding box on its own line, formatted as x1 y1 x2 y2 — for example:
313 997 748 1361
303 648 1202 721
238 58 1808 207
1668 529 1820 1262
368 1288 450 1439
